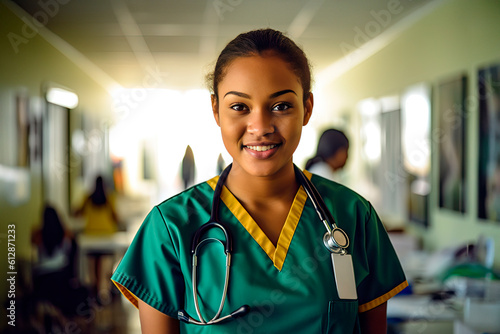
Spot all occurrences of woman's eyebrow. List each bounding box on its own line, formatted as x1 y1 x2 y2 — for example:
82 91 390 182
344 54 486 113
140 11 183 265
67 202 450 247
223 89 297 99
269 89 297 98
223 91 250 99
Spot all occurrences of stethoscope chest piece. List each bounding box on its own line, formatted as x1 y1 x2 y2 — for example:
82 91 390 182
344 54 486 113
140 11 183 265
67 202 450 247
294 165 350 255
323 228 349 254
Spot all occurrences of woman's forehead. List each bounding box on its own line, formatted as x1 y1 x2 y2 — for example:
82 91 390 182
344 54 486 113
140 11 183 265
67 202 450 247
218 54 303 95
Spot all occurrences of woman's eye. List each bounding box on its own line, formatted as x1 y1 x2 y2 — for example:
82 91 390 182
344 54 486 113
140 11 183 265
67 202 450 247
272 103 291 112
230 104 248 112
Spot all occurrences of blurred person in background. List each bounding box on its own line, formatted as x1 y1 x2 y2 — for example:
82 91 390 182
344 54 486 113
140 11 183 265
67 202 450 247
74 175 119 299
31 205 88 327
305 128 349 182
181 145 196 189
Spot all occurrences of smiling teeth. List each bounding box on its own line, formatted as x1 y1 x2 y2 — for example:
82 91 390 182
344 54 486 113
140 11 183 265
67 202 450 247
246 145 277 152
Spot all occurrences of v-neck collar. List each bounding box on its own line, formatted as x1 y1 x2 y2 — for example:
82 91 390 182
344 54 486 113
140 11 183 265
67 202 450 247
206 170 312 271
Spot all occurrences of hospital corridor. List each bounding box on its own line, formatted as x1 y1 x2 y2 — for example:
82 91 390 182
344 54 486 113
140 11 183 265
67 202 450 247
1 0 500 333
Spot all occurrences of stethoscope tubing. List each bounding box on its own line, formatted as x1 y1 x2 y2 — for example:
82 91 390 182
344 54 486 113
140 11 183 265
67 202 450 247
192 238 231 324
179 163 350 325
179 164 250 325
294 165 349 252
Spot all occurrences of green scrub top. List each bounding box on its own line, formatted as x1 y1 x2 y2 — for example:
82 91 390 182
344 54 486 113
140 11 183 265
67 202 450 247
112 170 408 334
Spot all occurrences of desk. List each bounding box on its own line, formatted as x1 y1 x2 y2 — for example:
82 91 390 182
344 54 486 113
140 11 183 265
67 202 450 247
387 295 457 321
76 232 133 285
387 295 457 333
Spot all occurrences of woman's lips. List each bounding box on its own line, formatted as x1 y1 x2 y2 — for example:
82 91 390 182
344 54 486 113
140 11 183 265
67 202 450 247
245 144 278 152
243 144 281 159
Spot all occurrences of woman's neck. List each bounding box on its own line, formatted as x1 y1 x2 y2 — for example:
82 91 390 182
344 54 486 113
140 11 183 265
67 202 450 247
225 163 299 206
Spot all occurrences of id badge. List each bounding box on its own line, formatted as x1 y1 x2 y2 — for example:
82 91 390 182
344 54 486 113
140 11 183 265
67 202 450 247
331 253 357 300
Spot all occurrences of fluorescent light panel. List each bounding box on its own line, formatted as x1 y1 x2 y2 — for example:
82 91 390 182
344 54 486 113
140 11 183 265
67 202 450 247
46 87 79 109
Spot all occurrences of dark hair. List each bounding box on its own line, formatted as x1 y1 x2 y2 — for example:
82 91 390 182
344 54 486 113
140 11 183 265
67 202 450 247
41 205 65 256
90 176 107 206
207 28 312 104
305 129 349 170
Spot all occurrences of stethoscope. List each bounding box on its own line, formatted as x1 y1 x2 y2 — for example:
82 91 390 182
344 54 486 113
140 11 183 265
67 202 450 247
177 163 350 325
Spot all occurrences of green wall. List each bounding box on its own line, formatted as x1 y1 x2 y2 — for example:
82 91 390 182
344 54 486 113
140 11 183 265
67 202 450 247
320 0 500 267
0 3 113 329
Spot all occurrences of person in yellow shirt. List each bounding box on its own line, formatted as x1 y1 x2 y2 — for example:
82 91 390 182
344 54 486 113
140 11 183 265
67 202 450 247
75 175 118 298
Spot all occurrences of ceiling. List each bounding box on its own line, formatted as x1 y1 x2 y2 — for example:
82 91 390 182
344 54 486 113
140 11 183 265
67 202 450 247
9 0 438 90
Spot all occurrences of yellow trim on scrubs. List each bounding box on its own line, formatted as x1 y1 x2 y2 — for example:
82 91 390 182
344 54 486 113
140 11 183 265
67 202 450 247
358 280 409 313
112 280 139 309
207 171 312 271
273 187 307 270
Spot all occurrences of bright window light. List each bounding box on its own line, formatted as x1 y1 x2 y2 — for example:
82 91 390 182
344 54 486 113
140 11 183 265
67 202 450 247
401 83 431 176
358 98 382 163
109 88 226 198
363 121 381 162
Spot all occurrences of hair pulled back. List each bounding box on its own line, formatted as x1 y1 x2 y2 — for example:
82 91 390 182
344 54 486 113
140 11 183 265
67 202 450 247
90 175 107 206
207 28 312 104
305 129 349 170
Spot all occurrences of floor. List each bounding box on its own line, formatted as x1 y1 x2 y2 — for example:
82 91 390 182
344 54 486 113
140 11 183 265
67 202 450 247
76 288 142 334
7 255 143 334
389 321 454 334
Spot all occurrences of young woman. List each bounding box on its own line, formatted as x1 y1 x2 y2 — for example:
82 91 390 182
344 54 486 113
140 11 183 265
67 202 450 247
75 175 119 297
112 29 407 333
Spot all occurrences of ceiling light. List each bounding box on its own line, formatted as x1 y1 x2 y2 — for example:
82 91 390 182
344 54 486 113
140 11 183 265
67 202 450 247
45 85 79 109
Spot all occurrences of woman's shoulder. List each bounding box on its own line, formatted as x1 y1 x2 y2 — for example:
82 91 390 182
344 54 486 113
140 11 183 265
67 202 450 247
159 179 214 206
308 172 372 211
149 179 215 223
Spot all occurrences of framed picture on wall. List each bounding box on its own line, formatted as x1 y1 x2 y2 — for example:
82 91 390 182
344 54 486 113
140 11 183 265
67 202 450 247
16 92 30 167
478 64 500 222
29 96 44 167
437 75 467 213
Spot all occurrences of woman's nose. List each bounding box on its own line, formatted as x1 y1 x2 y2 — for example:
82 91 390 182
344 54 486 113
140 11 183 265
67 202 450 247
247 109 274 136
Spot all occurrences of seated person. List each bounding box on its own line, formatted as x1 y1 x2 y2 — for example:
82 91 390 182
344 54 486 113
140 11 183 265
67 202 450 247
31 205 88 316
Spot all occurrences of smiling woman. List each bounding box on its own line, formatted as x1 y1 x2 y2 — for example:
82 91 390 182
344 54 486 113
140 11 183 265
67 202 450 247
212 52 312 179
111 28 407 334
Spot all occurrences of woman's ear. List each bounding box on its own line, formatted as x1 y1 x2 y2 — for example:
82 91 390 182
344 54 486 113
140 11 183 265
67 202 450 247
211 94 220 126
303 92 314 126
